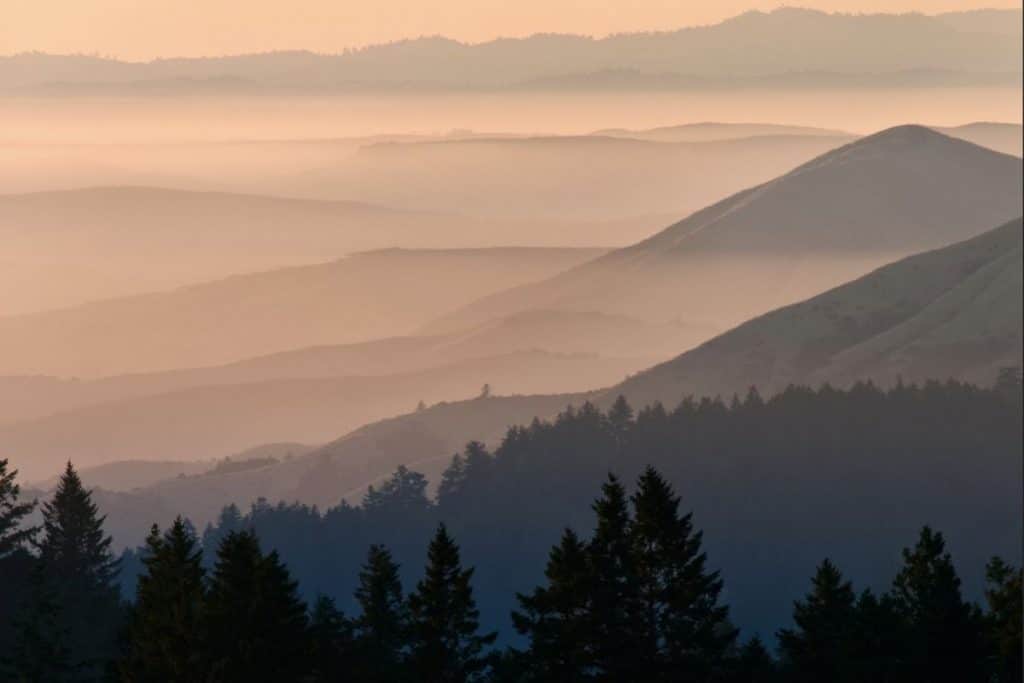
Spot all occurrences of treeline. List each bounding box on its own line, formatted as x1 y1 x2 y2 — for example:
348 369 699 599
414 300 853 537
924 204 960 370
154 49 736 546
123 379 1021 645
0 459 1021 682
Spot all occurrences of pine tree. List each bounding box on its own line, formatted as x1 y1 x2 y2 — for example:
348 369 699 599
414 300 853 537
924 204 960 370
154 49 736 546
204 530 310 682
892 526 985 682
0 458 36 559
849 589 907 682
363 466 431 516
121 517 206 682
34 462 122 677
353 544 408 681
606 395 634 450
407 524 496 683
587 474 641 682
727 636 778 683
438 454 467 505
777 559 859 682
512 528 595 682
983 557 1022 683
630 466 735 680
308 595 355 682
0 458 38 661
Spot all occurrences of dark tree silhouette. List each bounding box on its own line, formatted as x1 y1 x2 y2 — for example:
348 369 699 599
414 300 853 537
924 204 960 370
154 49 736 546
353 544 409 681
983 557 1023 683
33 462 122 677
513 528 595 682
407 524 496 682
777 559 859 682
587 474 642 682
121 517 206 682
308 595 356 682
892 526 985 682
0 458 36 559
630 467 735 679
204 530 310 681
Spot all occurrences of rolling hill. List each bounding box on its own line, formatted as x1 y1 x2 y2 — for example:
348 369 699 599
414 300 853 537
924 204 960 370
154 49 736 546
0 349 642 483
429 126 1023 335
88 216 1022 525
615 216 1024 406
286 133 855 220
0 187 618 314
0 247 606 377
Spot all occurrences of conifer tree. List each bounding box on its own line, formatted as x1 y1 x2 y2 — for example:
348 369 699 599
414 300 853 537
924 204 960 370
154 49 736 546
850 589 907 682
308 595 356 682
892 526 985 681
121 517 206 682
0 458 38 659
587 474 641 682
512 528 595 682
438 454 467 505
204 530 310 682
0 458 36 559
407 524 496 683
353 544 409 681
777 559 859 682
630 467 735 679
363 466 431 515
983 557 1022 683
728 636 778 683
34 462 122 677
606 395 634 449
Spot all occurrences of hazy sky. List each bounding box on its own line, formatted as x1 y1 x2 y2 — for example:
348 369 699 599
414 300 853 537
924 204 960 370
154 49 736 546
3 0 1020 60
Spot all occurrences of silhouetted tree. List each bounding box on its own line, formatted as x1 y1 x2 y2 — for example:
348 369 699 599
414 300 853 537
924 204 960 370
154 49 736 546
850 589 907 682
34 462 122 678
308 595 356 682
587 474 641 682
353 544 408 681
513 528 595 681
120 518 206 682
892 526 985 681
204 530 309 681
983 557 1022 683
0 458 36 559
630 467 735 679
363 466 431 516
0 459 38 659
778 559 859 682
407 524 496 682
727 636 778 683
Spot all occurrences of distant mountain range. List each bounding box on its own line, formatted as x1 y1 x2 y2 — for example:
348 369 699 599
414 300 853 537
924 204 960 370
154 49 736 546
2 8 1020 93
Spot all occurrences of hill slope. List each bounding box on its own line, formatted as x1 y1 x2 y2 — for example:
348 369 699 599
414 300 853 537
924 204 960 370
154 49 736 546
108 217 1023 516
0 187 617 314
430 126 1023 335
615 217 1023 407
0 247 606 377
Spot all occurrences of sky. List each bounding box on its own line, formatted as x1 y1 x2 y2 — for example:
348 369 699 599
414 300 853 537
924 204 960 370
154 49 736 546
2 0 1020 60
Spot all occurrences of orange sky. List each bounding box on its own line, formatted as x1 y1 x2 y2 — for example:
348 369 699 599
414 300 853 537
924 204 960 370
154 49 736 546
2 0 1020 60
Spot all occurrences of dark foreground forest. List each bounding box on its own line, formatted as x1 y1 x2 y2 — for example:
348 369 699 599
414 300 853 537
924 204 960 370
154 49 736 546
0 378 1021 682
